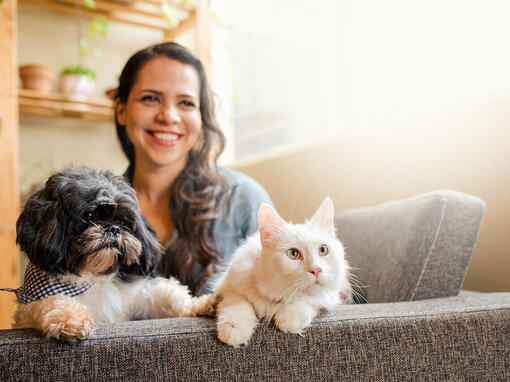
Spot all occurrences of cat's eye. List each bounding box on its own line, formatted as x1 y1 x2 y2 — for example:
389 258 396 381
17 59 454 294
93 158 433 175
319 244 329 256
286 248 301 260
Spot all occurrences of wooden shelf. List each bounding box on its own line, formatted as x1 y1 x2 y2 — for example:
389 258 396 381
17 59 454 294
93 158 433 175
16 1 210 123
18 0 197 33
19 89 114 123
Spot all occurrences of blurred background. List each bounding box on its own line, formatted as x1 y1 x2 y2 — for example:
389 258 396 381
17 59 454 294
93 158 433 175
11 0 510 299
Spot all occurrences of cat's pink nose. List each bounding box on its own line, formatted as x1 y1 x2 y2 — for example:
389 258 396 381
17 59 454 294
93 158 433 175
309 267 322 278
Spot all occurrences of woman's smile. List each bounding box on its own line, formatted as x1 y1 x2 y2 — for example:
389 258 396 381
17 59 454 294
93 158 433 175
145 130 182 147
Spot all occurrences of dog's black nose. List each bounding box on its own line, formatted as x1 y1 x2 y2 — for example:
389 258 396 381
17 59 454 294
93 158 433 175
108 225 121 237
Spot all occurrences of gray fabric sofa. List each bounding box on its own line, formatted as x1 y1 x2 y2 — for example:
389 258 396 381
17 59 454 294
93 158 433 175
1 190 509 381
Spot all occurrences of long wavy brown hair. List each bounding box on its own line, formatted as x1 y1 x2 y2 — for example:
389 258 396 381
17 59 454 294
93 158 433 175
115 42 227 294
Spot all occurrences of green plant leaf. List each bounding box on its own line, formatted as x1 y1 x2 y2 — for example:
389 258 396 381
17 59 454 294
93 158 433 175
80 38 89 57
93 47 103 61
161 2 180 29
60 65 96 81
89 16 108 38
83 0 95 10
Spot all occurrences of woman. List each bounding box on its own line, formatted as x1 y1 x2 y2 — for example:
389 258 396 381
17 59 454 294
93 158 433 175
115 42 273 295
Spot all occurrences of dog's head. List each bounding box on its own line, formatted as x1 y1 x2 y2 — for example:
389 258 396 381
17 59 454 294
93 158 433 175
16 166 162 277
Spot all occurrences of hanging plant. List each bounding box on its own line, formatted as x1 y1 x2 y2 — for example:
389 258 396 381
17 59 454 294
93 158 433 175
58 0 108 96
161 0 197 29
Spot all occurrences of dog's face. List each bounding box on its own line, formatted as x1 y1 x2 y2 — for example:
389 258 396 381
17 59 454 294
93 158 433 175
16 167 162 277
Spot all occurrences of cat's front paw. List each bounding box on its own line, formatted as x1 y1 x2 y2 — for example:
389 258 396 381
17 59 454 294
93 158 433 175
274 308 313 335
217 320 253 348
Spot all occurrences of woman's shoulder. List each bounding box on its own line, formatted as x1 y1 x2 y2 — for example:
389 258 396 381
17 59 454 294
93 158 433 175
212 167 273 261
218 167 272 206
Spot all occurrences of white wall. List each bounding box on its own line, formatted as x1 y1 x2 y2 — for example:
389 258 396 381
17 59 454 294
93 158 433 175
236 0 510 292
213 0 344 163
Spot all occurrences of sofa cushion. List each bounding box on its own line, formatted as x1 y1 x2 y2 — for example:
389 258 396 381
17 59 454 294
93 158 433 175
335 190 486 303
0 293 508 381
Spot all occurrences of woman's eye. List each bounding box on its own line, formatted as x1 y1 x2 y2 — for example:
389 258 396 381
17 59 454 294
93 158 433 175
181 100 196 108
319 244 329 256
286 248 301 260
141 95 159 103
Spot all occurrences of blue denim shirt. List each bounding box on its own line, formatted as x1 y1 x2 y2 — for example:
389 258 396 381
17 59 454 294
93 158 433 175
195 168 274 293
125 167 273 294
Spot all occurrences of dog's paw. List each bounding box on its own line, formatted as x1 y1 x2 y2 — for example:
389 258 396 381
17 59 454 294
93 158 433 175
217 320 253 348
178 294 218 317
193 293 218 316
42 308 96 342
45 317 96 342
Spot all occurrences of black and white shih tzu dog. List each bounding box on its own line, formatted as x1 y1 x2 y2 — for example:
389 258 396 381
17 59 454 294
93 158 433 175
2 167 215 342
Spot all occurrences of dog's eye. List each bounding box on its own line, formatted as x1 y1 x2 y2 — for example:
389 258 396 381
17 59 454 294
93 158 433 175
86 204 115 223
96 204 115 220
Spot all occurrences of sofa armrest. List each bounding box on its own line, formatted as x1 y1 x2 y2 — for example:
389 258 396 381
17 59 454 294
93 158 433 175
1 292 508 381
335 190 486 302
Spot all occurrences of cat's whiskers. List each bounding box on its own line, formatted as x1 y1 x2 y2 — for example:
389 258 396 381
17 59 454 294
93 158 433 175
264 276 306 304
347 274 368 303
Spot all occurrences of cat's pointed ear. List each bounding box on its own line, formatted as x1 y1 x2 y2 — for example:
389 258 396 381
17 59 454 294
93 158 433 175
258 204 285 247
311 197 335 235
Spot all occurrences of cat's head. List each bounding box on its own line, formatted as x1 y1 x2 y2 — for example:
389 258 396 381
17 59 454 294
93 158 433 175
257 197 351 303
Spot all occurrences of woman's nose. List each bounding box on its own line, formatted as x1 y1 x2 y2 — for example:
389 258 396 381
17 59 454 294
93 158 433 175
157 104 181 123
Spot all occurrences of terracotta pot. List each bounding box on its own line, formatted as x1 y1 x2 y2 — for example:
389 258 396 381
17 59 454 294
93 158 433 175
58 74 95 97
19 64 55 93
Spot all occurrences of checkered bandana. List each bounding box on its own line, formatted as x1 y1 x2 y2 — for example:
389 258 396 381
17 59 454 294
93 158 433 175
0 263 92 304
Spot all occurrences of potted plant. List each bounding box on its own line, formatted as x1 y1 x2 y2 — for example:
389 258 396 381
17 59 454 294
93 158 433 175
58 65 96 96
19 64 55 93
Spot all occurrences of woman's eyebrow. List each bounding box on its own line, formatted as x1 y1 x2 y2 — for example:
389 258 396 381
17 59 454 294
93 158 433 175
138 89 163 96
177 92 199 100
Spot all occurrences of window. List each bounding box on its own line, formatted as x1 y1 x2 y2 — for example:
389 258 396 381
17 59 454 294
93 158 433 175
211 0 345 165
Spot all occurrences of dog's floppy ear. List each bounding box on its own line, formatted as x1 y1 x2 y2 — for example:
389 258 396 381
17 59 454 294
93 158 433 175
137 223 164 274
16 187 69 274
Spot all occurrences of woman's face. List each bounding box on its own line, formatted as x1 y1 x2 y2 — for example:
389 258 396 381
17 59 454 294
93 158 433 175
117 57 202 172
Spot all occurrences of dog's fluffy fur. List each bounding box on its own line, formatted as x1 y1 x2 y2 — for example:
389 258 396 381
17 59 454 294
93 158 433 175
13 167 215 342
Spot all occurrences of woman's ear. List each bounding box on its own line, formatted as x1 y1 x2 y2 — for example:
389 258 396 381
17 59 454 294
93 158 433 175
116 100 127 126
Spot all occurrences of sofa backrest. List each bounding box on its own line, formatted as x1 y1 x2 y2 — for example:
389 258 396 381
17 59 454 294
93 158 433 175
335 190 486 303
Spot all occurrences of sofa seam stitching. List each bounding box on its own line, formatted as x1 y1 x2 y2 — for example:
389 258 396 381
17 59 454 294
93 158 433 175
410 197 447 301
316 305 510 323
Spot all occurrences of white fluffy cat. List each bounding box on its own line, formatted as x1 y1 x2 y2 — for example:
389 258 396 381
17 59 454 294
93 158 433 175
213 197 352 347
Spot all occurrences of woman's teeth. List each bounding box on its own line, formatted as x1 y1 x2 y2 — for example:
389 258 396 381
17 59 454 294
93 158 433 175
153 132 179 141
